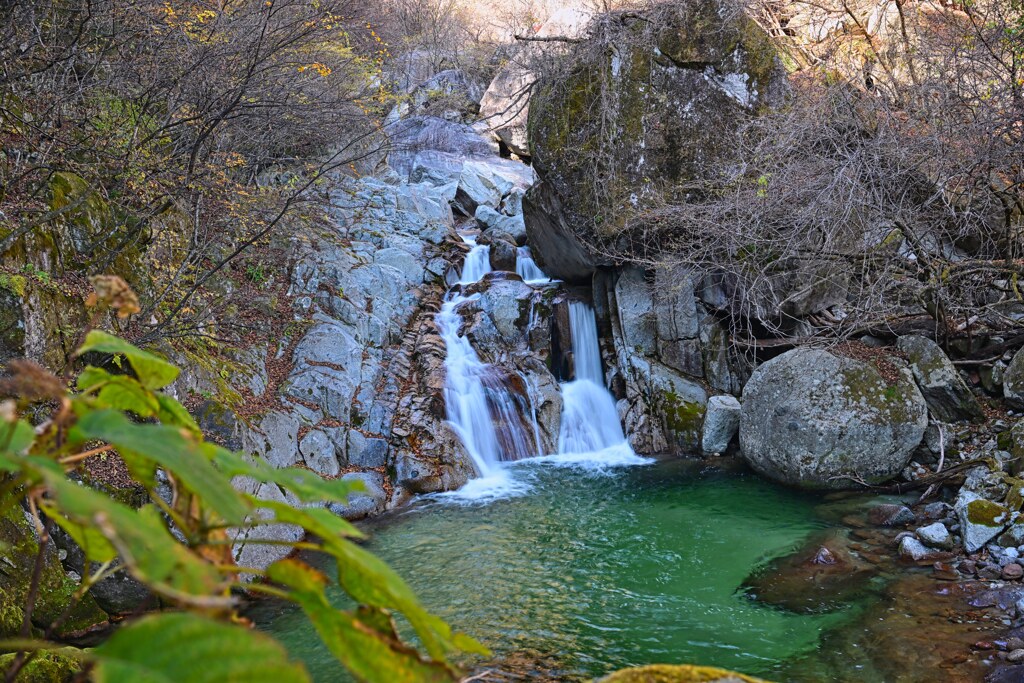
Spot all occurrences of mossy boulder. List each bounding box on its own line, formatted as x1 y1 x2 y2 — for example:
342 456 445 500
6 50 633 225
0 500 108 638
601 663 770 683
0 649 81 682
524 0 787 282
739 348 927 490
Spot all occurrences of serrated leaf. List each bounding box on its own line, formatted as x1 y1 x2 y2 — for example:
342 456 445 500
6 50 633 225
77 331 179 390
267 559 456 683
41 474 228 602
40 502 117 564
92 612 310 683
261 503 487 661
97 377 160 418
156 394 200 433
211 446 359 504
74 410 249 525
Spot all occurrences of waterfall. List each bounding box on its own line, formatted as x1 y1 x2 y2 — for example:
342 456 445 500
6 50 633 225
556 302 634 457
515 246 550 283
438 241 536 485
460 239 492 284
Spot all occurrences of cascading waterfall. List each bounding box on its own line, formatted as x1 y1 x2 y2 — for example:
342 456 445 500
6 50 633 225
515 246 550 283
437 239 536 485
556 302 635 457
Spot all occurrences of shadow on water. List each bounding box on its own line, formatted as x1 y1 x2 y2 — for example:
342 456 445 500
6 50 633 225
253 457 940 681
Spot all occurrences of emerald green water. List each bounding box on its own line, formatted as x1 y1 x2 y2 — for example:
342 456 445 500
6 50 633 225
257 459 865 681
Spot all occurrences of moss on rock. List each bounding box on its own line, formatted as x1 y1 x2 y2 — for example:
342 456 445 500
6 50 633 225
601 663 770 683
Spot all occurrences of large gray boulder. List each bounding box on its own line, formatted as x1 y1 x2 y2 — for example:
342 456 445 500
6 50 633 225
896 335 983 422
739 348 928 489
524 0 787 282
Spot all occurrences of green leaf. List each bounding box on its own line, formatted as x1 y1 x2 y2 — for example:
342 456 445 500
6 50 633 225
77 331 179 390
40 502 117 564
97 377 160 418
73 410 249 525
261 503 487 661
0 420 35 462
41 473 228 602
267 560 456 683
211 446 358 504
92 612 310 683
156 394 200 433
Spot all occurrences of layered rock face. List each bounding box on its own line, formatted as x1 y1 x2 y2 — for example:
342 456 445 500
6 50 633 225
523 0 787 283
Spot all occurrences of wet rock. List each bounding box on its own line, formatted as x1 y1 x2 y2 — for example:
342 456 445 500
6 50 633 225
917 522 954 550
741 531 875 613
899 536 938 561
897 335 984 422
956 490 1011 553
487 238 518 272
701 395 741 455
867 503 915 527
739 348 928 489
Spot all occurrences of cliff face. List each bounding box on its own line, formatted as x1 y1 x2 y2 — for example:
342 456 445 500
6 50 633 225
523 0 787 283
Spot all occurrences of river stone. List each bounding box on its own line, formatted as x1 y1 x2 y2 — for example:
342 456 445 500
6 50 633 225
896 335 984 422
916 522 954 549
701 395 741 455
1005 346 1024 409
739 348 928 490
899 536 936 561
956 489 1011 553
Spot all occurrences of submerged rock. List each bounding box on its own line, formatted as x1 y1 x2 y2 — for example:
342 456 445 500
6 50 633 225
739 349 928 490
741 530 876 613
600 664 768 683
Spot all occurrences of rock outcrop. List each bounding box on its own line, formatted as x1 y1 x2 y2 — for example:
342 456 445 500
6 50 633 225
523 0 787 282
897 335 984 423
739 348 928 489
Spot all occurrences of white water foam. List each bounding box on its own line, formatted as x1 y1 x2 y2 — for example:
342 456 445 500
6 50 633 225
437 239 646 504
515 246 552 284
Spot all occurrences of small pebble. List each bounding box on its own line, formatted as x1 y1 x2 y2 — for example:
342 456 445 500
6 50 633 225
1003 563 1024 580
1009 649 1024 663
1006 637 1024 651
